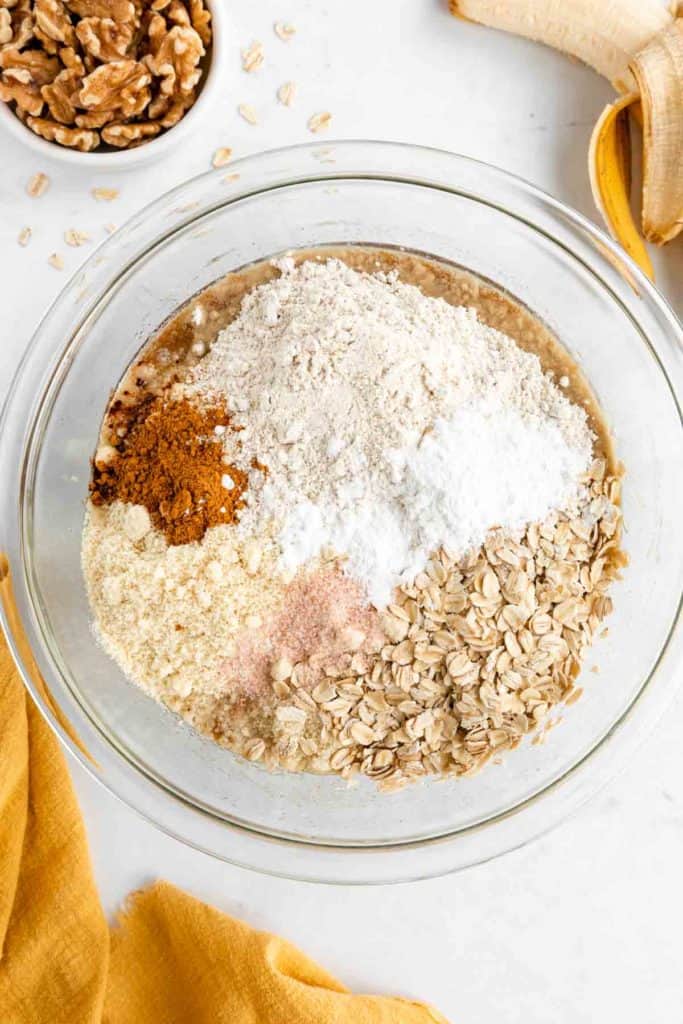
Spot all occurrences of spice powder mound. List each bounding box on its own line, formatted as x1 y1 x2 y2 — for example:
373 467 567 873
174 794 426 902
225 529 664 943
89 396 248 545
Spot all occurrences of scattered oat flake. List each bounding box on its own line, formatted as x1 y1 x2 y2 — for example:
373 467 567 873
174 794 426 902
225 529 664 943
17 227 32 247
241 40 264 72
238 103 258 125
222 172 240 183
92 188 119 202
48 253 64 270
277 81 296 107
104 223 117 235
307 111 332 134
65 229 90 247
27 173 49 198
274 21 296 41
212 147 233 168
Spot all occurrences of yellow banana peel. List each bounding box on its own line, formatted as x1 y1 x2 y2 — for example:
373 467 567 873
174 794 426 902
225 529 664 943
588 94 654 279
450 0 683 281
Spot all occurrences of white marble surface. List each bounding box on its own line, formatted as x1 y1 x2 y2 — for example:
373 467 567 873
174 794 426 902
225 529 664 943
1 2 682 1020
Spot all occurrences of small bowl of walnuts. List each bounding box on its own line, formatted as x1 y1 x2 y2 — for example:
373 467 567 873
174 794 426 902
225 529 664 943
0 0 225 166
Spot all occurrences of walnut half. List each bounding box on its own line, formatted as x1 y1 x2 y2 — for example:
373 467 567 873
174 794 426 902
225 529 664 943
27 112 98 149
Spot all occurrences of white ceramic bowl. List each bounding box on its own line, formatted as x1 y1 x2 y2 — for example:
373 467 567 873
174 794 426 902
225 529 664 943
0 0 228 170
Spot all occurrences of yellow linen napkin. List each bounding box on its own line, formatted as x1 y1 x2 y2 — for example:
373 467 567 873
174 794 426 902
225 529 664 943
0 633 447 1024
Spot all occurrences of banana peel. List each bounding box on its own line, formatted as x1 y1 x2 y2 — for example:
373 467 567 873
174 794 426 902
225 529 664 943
450 0 683 281
588 94 654 279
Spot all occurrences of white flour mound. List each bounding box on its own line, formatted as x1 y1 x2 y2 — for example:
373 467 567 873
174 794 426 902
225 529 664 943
186 257 594 606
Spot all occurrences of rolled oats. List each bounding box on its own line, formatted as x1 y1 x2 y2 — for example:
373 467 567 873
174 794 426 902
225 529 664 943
240 39 263 73
26 170 49 196
64 227 89 245
91 186 118 200
307 110 332 133
237 101 257 125
211 145 232 168
277 80 295 106
212 467 623 791
273 21 295 41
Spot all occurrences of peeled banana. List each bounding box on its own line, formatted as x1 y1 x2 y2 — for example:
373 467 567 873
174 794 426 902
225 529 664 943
449 0 672 92
450 0 683 279
631 21 683 245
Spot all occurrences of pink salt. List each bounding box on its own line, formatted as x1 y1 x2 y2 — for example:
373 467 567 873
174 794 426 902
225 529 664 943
220 567 381 697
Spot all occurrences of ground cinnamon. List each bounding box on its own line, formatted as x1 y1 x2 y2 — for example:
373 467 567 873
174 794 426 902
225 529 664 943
90 396 248 545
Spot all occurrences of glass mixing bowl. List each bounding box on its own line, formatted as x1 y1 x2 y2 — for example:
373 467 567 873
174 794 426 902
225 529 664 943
1 142 682 883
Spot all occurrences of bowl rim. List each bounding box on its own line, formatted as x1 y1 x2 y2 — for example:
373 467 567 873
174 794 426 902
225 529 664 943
0 0 227 169
1 140 682 883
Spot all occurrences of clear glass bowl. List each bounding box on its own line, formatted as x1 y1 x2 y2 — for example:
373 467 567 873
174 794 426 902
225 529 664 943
1 142 682 884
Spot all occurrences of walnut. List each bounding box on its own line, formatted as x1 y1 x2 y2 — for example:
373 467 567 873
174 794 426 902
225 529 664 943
65 0 134 22
74 106 114 127
166 0 189 27
144 24 202 97
34 0 76 46
148 86 191 125
78 58 150 118
147 87 168 118
101 118 159 146
5 5 34 49
0 0 210 151
187 0 210 46
0 47 60 83
145 11 165 56
33 24 57 53
59 44 83 72
3 64 30 81
75 16 133 61
27 112 97 149
0 75 43 114
41 65 80 121
0 9 11 43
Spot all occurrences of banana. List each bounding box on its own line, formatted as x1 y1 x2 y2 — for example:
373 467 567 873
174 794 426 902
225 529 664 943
448 0 673 92
588 94 654 279
450 0 683 278
630 21 683 244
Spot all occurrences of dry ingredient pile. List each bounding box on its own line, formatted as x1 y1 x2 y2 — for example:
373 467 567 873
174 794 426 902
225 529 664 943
83 254 625 791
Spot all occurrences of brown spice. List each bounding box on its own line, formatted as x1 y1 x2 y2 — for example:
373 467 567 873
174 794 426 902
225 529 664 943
90 396 248 545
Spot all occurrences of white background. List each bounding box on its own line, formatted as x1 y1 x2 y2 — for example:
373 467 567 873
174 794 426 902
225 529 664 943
2 2 682 1021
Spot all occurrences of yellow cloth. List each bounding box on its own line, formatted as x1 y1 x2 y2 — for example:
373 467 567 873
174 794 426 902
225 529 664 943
0 634 448 1024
